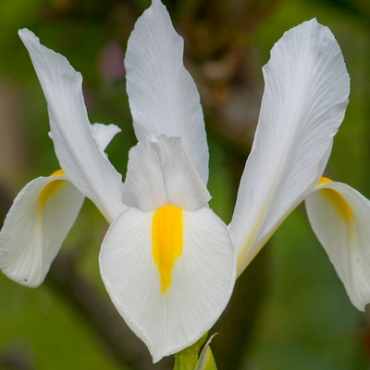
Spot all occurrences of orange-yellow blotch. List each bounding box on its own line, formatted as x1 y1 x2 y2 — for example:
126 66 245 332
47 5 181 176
318 177 353 221
321 188 353 222
50 169 65 177
318 176 333 185
152 204 183 294
38 169 66 211
320 183 355 240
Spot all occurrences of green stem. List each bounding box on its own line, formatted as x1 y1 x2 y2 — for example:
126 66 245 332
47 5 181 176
173 334 208 370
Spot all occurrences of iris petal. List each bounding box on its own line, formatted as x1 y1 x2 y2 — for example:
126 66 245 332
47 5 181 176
99 206 235 362
229 19 350 276
125 0 209 184
19 29 125 223
0 173 84 286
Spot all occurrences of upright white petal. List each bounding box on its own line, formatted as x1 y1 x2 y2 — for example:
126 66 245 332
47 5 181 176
0 173 84 287
19 29 125 223
229 19 350 275
100 206 235 362
122 136 211 212
306 180 370 311
125 0 209 184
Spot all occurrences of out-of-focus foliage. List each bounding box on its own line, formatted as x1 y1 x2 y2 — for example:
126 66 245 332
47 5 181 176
0 0 370 369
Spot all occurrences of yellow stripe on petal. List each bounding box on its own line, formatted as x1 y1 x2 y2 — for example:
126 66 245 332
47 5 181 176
317 177 355 239
50 169 66 177
38 169 66 211
318 177 353 223
152 204 183 294
320 187 355 239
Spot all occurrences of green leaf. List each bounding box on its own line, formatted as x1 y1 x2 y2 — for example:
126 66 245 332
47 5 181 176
195 345 217 370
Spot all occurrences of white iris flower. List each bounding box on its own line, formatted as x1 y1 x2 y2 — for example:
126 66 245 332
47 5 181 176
1 0 369 363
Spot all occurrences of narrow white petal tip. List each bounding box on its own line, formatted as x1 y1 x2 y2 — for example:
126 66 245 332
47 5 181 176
18 28 35 40
91 123 121 151
100 206 236 361
0 175 84 287
306 181 370 311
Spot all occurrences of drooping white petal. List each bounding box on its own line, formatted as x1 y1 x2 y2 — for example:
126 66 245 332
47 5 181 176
125 0 209 184
19 29 125 223
122 136 211 212
229 19 350 276
99 206 235 362
306 180 370 311
0 173 84 287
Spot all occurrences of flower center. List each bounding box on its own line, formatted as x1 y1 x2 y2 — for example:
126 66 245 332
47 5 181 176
152 204 183 294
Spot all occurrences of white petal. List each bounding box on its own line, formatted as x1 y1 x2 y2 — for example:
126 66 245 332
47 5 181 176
229 19 350 276
122 136 211 212
0 174 84 287
99 206 235 362
19 29 125 223
125 0 209 184
306 181 370 311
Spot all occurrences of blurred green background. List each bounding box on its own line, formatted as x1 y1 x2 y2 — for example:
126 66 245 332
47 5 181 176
1 0 370 369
